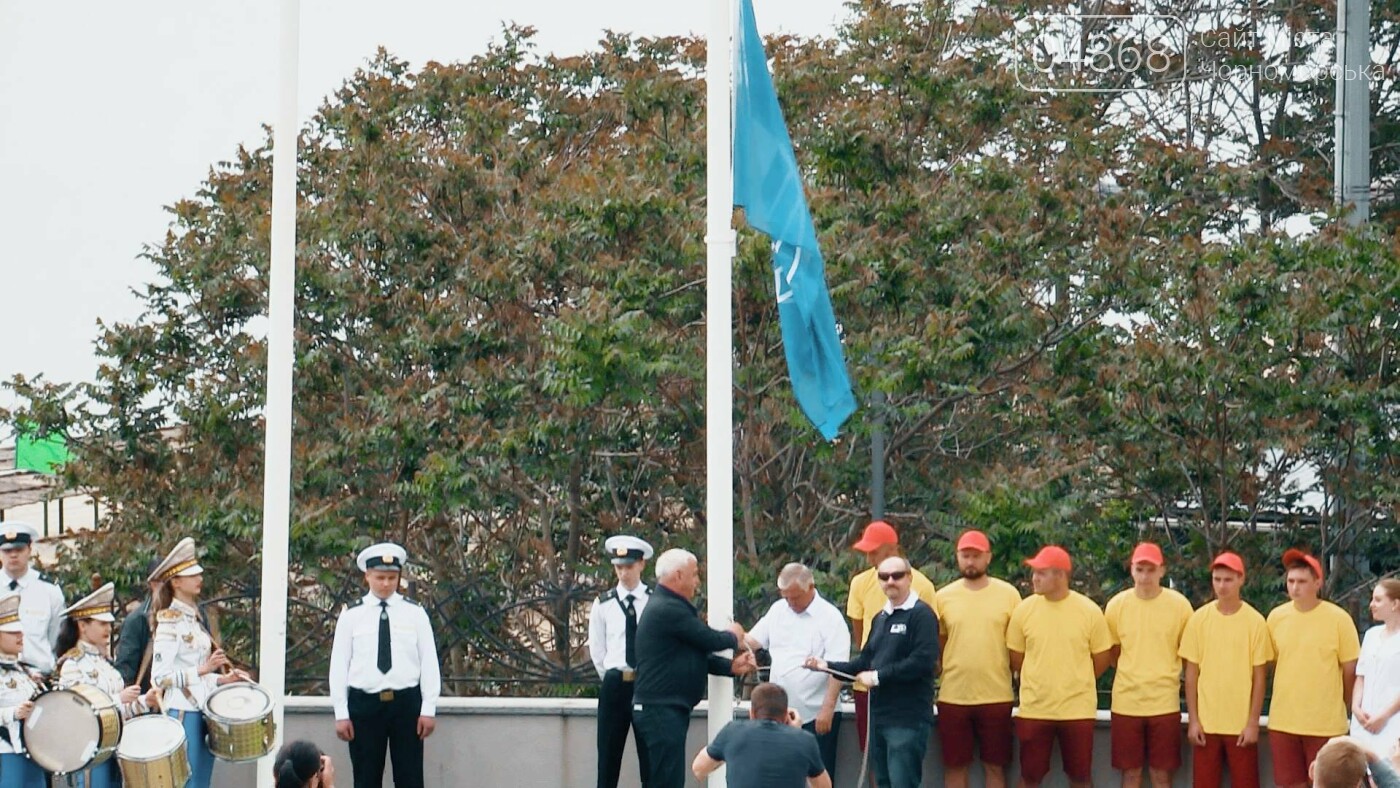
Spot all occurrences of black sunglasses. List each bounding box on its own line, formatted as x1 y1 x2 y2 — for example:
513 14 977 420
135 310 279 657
877 571 908 582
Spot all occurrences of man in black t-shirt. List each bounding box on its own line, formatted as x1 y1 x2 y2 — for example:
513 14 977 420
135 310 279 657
691 683 832 788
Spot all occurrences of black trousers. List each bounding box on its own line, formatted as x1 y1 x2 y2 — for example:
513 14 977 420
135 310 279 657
803 714 842 783
597 670 650 788
633 703 691 788
347 685 424 788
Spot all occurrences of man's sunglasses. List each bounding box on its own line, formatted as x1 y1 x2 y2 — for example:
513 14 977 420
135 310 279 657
877 571 908 582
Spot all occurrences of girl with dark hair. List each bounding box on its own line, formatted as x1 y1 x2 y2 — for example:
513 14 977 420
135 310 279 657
148 538 250 788
54 582 160 787
273 740 335 788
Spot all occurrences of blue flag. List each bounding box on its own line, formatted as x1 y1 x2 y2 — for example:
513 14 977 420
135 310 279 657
733 0 856 441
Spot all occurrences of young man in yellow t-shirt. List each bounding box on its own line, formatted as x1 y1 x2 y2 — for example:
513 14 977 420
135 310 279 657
1007 545 1113 788
1265 548 1362 788
937 529 1021 788
842 520 937 780
1178 551 1272 788
1103 542 1194 788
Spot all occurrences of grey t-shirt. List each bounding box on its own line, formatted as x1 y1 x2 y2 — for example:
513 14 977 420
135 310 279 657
706 718 825 788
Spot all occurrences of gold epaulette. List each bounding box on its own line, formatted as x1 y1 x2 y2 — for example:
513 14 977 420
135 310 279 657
61 648 82 661
156 609 182 623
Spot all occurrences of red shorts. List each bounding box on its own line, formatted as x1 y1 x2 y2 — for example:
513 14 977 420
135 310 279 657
1015 717 1095 783
1192 733 1260 788
1269 731 1330 786
1109 712 1182 772
937 702 1014 768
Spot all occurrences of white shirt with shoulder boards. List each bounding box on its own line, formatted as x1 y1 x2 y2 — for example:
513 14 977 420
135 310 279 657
151 599 220 712
58 641 149 718
6 568 64 673
329 592 441 720
587 583 651 678
748 589 851 722
0 657 41 754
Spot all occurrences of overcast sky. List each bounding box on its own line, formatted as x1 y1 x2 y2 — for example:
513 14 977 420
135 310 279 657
0 0 850 413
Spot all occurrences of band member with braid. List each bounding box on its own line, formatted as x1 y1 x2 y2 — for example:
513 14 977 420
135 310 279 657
54 582 161 787
149 537 250 788
0 594 46 788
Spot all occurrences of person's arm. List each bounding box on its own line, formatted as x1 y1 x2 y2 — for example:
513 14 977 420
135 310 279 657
1366 750 1400 788
1092 649 1113 677
150 619 197 690
48 585 64 656
1239 663 1266 746
691 748 723 781
586 601 608 679
668 606 741 655
809 771 833 788
328 609 352 721
1183 661 1204 746
1342 658 1358 709
850 617 864 652
416 606 441 719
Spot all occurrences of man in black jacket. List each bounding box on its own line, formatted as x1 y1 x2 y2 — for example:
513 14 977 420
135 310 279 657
807 556 939 788
633 548 758 788
113 557 165 689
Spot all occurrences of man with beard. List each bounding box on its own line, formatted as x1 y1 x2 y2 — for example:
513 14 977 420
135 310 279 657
935 530 1021 788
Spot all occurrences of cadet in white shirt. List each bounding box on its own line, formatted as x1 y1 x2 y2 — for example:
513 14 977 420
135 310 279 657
586 535 654 788
0 593 45 788
329 543 440 788
0 523 64 675
149 537 251 788
744 562 850 782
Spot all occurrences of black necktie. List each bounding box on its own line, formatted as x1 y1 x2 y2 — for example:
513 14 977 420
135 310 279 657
377 600 392 673
623 594 637 668
6 581 15 591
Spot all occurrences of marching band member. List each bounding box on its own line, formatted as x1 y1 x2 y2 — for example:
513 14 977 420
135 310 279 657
149 537 250 788
0 594 46 788
54 582 160 787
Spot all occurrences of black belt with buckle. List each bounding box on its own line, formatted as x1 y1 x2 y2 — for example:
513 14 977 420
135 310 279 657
351 686 416 702
621 669 635 683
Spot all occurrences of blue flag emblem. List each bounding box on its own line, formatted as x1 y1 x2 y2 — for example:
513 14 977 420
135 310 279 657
733 0 857 441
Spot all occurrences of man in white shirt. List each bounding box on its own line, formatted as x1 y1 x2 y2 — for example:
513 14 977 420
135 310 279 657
0 522 63 674
329 543 441 788
746 562 850 782
587 535 654 788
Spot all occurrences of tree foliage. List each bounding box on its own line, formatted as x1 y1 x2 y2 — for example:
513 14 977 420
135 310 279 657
3 0 1398 692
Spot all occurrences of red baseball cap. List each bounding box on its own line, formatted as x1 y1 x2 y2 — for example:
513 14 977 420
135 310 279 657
1130 542 1164 566
852 520 898 552
1024 545 1072 571
956 530 991 552
1282 548 1323 581
1210 552 1246 576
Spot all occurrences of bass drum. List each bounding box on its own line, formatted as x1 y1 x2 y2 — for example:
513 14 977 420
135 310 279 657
22 685 122 774
117 714 190 788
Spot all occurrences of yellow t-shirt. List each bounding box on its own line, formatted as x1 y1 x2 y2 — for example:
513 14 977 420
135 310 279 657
1266 600 1362 736
937 577 1021 705
847 566 937 693
1177 601 1273 736
1006 591 1113 720
1104 587 1194 716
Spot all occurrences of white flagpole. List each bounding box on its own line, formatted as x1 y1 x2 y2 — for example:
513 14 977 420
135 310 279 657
705 0 736 782
257 0 300 785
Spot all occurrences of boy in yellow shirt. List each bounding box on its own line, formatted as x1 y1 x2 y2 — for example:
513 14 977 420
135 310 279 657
842 520 937 779
937 530 1021 788
1007 545 1113 788
1265 548 1361 788
1178 552 1272 788
1103 542 1194 788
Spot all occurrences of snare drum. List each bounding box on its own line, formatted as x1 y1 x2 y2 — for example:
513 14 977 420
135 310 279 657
22 685 122 774
117 714 190 788
203 681 276 762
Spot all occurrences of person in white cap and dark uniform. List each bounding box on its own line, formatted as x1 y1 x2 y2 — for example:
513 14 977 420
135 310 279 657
329 543 440 788
587 535 654 788
149 537 251 788
0 522 64 676
0 593 47 788
54 582 160 788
